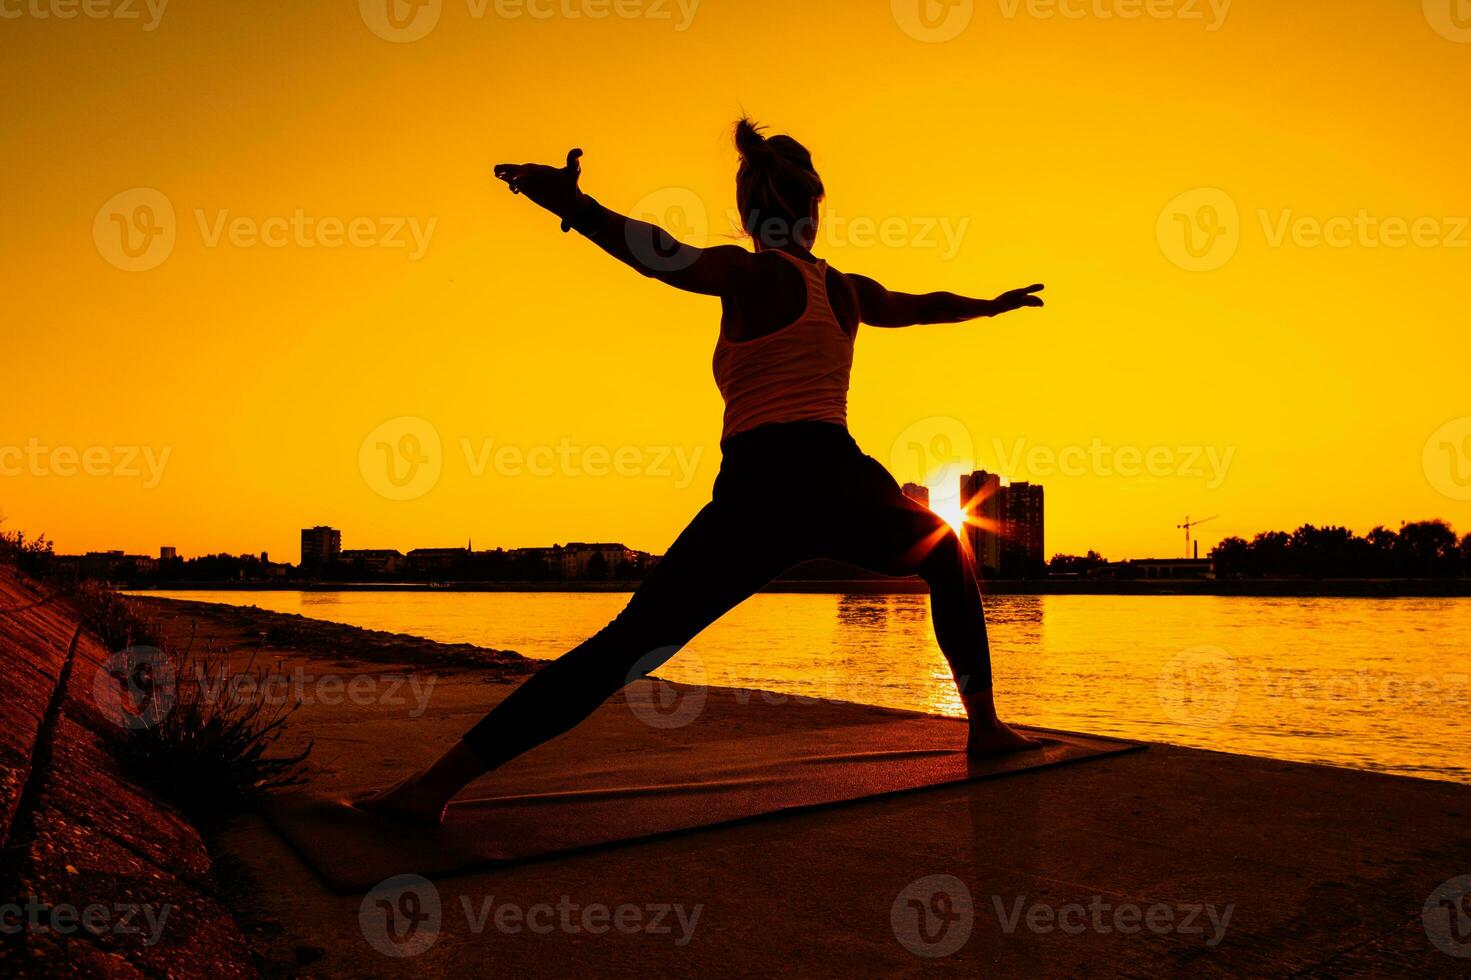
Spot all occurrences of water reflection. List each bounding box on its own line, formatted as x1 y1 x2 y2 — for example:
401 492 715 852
836 594 891 630
986 594 1044 627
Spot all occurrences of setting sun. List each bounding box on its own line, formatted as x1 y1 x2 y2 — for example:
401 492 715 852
935 498 968 535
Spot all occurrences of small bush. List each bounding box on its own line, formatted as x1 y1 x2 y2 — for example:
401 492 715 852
0 522 53 580
113 635 313 822
69 578 160 651
70 581 314 823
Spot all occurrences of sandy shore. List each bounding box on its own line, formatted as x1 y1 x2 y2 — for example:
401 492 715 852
125 595 1471 977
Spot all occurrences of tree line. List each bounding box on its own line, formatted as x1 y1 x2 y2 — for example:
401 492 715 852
1209 520 1469 579
1049 520 1470 579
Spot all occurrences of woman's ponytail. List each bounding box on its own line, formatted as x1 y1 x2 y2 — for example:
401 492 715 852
734 117 770 162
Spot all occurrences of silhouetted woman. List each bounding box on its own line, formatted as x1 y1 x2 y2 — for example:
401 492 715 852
365 119 1045 824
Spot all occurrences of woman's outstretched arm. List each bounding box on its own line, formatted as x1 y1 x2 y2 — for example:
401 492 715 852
494 148 751 297
848 274 1045 327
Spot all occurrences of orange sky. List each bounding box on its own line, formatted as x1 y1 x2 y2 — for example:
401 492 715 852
3 0 1469 562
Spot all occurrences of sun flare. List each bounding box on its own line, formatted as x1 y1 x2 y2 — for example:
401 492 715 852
936 500 968 535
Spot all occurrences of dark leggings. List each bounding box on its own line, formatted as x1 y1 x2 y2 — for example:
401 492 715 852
462 421 992 767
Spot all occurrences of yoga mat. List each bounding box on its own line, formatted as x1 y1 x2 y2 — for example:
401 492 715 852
264 717 1143 892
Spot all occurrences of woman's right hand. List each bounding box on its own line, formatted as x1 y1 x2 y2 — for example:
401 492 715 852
493 148 587 222
988 284 1046 315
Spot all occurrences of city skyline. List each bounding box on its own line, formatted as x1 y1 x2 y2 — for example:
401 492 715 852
41 492 1471 576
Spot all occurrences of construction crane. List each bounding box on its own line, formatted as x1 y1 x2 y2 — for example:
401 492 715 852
1177 515 1218 559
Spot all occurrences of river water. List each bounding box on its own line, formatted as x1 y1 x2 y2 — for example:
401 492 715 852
136 589 1471 784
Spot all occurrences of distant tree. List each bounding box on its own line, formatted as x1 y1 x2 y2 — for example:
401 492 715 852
1395 520 1461 578
585 551 610 581
1048 551 1108 575
1287 524 1365 578
1365 525 1398 576
1209 536 1250 578
1247 530 1292 578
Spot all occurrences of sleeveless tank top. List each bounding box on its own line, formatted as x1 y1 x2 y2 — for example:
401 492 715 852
712 251 856 441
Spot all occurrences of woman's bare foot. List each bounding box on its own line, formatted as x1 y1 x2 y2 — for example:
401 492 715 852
966 719 1044 756
356 773 449 828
